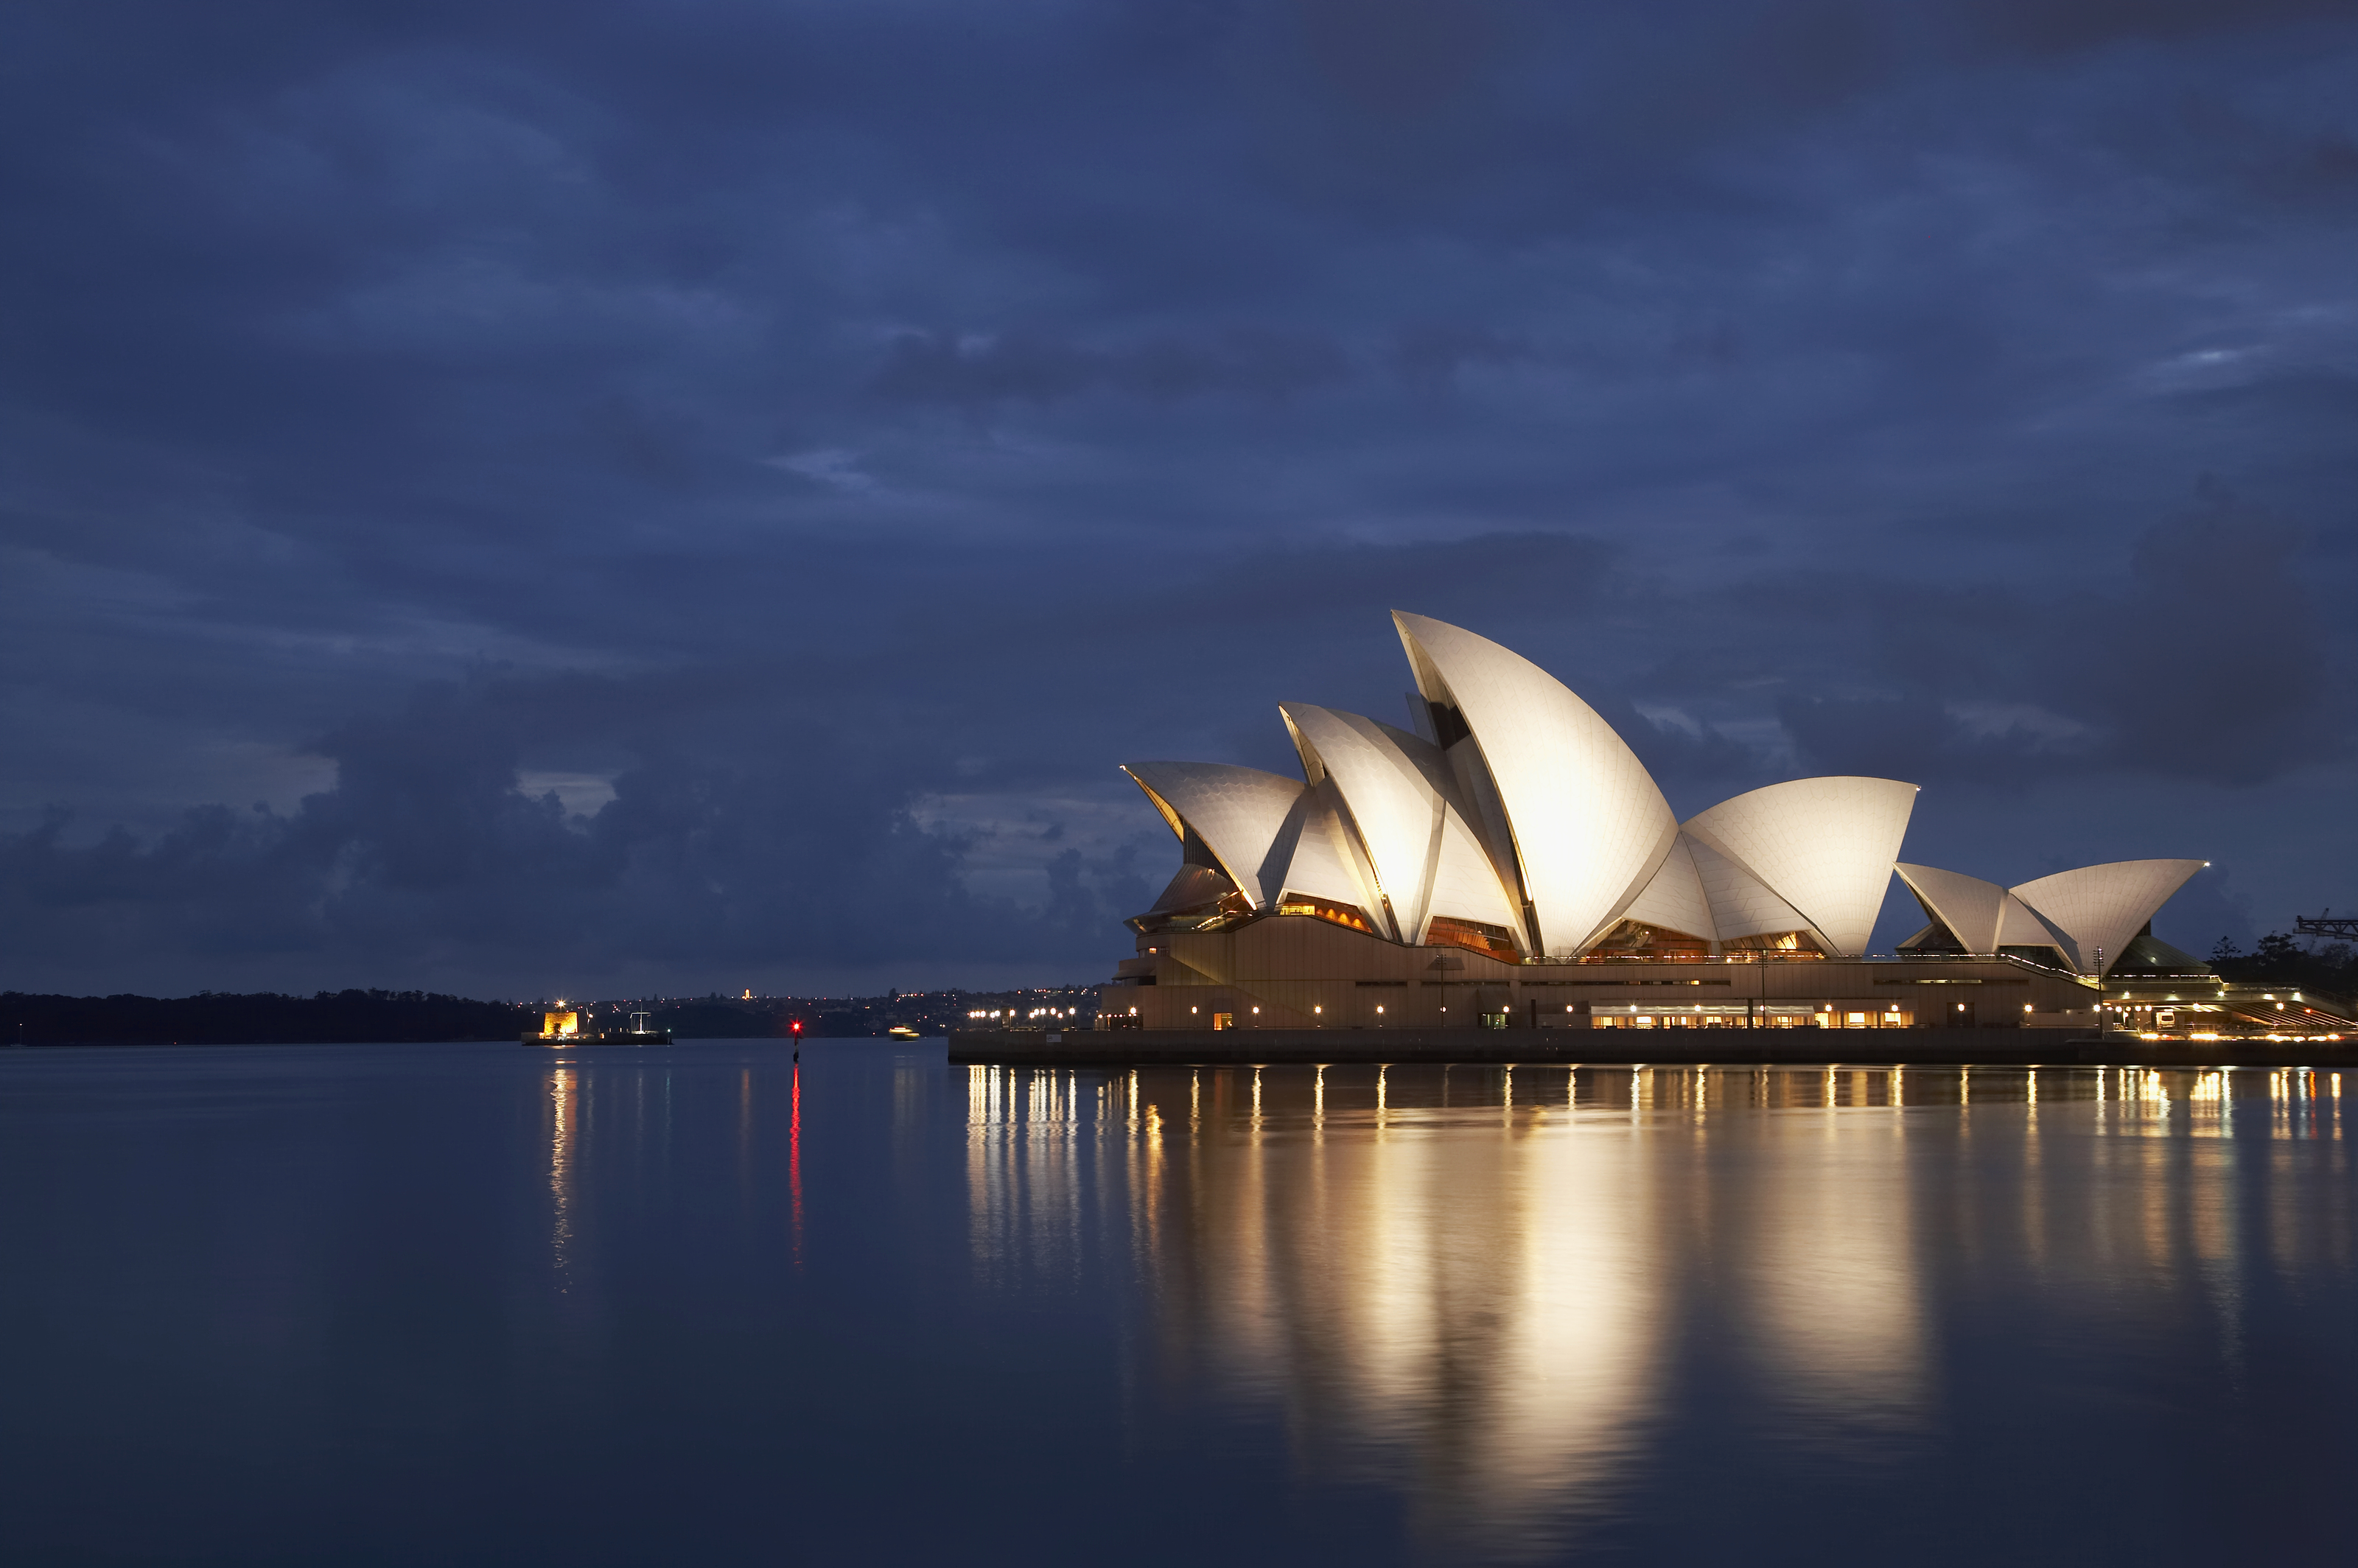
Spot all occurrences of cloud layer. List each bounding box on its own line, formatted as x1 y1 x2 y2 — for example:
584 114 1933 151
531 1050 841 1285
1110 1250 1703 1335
3 1 2354 992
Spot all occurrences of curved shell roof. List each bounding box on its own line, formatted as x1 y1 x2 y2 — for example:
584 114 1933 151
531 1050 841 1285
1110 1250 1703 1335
2010 860 2206 976
1899 859 2200 972
1684 777 1917 956
1896 863 2073 957
1895 863 2008 952
1995 893 2067 951
1279 703 1520 944
1684 833 1814 945
1617 837 1716 942
1393 612 1677 955
1120 762 1304 909
1274 780 1385 917
1118 613 2204 970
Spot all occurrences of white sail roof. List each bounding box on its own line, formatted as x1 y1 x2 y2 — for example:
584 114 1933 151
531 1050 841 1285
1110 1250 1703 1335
1895 863 2006 951
1393 612 1678 956
1120 762 1304 909
1120 615 2206 973
1680 777 1915 956
2010 860 2207 976
1686 834 1816 945
1273 781 1385 917
1995 893 2070 954
1280 705 1427 939
1280 703 1520 943
1617 836 1718 942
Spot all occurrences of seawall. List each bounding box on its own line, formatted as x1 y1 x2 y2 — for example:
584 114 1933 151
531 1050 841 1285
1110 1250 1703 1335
949 1027 2349 1068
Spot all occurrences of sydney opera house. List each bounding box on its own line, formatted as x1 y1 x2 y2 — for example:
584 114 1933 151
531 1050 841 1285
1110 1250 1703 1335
1094 611 2277 1037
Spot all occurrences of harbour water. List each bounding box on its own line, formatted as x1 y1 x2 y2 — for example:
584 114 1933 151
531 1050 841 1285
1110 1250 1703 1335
1 1043 2350 1564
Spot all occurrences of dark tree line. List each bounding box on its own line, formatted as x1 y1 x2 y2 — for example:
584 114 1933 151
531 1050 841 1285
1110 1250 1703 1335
2 990 540 1046
2210 934 2358 993
2 985 1102 1046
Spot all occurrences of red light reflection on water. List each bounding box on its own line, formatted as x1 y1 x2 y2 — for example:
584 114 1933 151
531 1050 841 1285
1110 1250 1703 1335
790 1063 805 1270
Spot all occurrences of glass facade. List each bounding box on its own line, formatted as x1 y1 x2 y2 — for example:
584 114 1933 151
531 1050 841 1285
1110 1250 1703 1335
1585 920 1712 959
1587 1002 1914 1029
1424 916 1523 962
1722 930 1826 958
1273 893 1378 934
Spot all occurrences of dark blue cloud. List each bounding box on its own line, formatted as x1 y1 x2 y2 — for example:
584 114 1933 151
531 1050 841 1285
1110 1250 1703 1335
4 0 2354 992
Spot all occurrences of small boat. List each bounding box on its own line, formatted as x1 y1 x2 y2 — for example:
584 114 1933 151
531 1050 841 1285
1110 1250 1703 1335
887 1026 922 1040
521 1008 674 1047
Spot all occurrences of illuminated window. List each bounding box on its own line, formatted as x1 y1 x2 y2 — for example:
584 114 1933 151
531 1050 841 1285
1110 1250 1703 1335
1211 1012 1234 1031
1274 892 1376 932
1584 920 1710 959
1424 917 1522 962
1724 931 1826 958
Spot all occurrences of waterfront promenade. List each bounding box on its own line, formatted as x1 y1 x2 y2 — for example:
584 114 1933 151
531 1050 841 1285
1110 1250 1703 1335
950 1026 2347 1068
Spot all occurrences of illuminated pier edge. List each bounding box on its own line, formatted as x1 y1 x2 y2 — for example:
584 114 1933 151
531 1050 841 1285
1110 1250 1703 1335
1079 611 2352 1045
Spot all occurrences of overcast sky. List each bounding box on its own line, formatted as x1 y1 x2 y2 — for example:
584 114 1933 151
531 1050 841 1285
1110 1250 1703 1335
4 0 2354 999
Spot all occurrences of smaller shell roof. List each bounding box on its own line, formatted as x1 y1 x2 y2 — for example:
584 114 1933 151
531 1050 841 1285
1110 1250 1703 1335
1617 837 1717 943
1683 777 1917 956
2010 859 2207 976
1121 762 1305 909
1898 858 2204 974
1896 864 2009 953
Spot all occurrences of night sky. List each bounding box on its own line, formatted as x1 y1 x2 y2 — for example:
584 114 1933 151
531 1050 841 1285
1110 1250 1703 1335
4 1 2354 999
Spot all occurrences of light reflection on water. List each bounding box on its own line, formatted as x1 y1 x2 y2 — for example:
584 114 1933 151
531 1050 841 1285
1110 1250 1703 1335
548 1065 575 1289
3 1044 2353 1566
965 1061 2349 1559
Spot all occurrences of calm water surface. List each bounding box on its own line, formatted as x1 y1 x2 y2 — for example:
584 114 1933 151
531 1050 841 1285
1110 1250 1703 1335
1 1043 2351 1564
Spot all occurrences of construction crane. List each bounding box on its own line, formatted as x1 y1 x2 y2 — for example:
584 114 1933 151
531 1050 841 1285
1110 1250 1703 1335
2295 909 2358 942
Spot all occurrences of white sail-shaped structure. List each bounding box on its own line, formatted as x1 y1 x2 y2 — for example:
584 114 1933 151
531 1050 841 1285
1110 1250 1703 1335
1391 612 1678 956
1682 777 1917 956
1121 762 1303 909
1280 703 1524 946
2010 861 2208 976
1121 613 2205 972
1896 858 2207 976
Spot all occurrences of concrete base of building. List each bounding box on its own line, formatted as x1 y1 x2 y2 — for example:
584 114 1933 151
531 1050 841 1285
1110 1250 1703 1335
948 1027 2348 1068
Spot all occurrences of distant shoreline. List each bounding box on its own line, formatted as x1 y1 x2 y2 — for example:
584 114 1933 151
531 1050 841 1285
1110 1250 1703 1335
1 986 1096 1046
